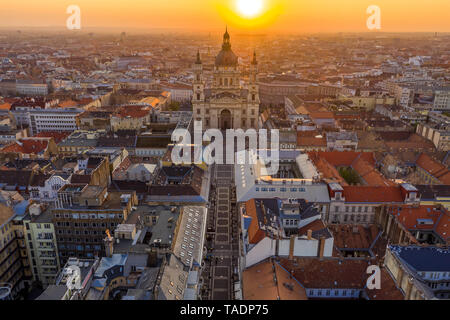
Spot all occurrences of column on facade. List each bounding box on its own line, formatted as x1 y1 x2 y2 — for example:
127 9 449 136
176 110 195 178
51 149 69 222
404 278 413 300
396 267 404 288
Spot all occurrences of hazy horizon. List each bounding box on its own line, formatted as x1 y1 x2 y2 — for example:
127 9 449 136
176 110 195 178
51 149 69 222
1 0 449 33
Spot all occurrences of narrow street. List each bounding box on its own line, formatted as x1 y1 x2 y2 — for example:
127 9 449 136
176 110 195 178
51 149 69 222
200 164 240 300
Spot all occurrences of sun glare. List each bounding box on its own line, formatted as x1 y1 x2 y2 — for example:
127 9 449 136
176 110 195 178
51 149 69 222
236 0 264 18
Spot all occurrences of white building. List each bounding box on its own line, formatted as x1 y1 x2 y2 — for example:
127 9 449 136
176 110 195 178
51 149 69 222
16 82 48 96
433 89 450 111
29 173 71 204
234 153 330 215
28 108 83 135
242 198 333 268
160 82 192 102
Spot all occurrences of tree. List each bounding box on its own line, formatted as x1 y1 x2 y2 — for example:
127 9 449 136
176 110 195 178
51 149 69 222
339 167 361 185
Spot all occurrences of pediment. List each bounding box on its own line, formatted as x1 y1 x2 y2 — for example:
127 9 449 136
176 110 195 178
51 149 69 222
210 92 241 103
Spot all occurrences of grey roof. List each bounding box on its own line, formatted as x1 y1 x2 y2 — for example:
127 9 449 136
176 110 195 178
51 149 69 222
36 285 67 300
94 254 128 278
157 254 188 300
390 245 450 272
173 206 207 268
415 184 450 199
147 206 180 246
326 131 358 142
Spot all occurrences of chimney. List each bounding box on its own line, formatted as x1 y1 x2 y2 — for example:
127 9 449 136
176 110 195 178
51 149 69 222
104 230 114 257
289 235 295 260
307 229 312 240
318 236 326 259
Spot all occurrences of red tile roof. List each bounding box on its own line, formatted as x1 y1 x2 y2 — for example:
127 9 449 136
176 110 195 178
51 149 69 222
365 269 404 300
298 219 327 236
279 258 369 289
329 224 381 249
114 106 150 119
0 139 49 154
245 199 266 244
352 157 394 187
33 131 70 144
297 135 327 148
416 153 450 184
342 186 405 203
309 112 335 120
243 260 308 300
309 151 375 167
0 103 11 110
389 205 449 243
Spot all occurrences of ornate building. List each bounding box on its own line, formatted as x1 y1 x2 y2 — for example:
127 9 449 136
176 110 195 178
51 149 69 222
192 28 260 130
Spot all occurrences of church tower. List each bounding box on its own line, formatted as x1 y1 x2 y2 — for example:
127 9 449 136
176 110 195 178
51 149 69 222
248 50 260 105
192 50 204 103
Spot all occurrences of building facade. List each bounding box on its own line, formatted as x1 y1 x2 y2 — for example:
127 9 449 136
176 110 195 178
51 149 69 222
192 28 259 130
23 204 60 287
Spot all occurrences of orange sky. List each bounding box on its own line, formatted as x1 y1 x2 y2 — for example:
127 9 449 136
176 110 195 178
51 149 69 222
0 0 449 33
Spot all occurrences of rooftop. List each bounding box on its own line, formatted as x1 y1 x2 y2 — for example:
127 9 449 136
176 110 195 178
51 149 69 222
389 245 450 272
243 259 308 300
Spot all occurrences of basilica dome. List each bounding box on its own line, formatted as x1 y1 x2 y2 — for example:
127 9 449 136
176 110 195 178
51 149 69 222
215 28 238 67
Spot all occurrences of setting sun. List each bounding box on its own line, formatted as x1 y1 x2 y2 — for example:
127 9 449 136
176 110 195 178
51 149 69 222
236 0 264 18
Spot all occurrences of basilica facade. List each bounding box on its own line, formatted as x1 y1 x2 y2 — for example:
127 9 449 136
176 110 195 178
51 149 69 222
192 28 260 131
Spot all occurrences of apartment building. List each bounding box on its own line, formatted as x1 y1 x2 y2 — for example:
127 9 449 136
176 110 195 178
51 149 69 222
52 184 137 263
433 89 450 111
16 82 48 96
10 98 59 126
28 108 83 136
326 183 420 224
416 123 450 151
0 204 32 298
23 204 60 287
110 105 151 132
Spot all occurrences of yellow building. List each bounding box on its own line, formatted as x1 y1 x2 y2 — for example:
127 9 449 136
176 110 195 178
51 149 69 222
0 204 32 298
23 204 61 288
339 95 395 110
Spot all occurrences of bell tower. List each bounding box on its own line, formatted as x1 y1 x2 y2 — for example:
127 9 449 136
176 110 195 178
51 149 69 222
248 50 260 104
192 50 204 103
